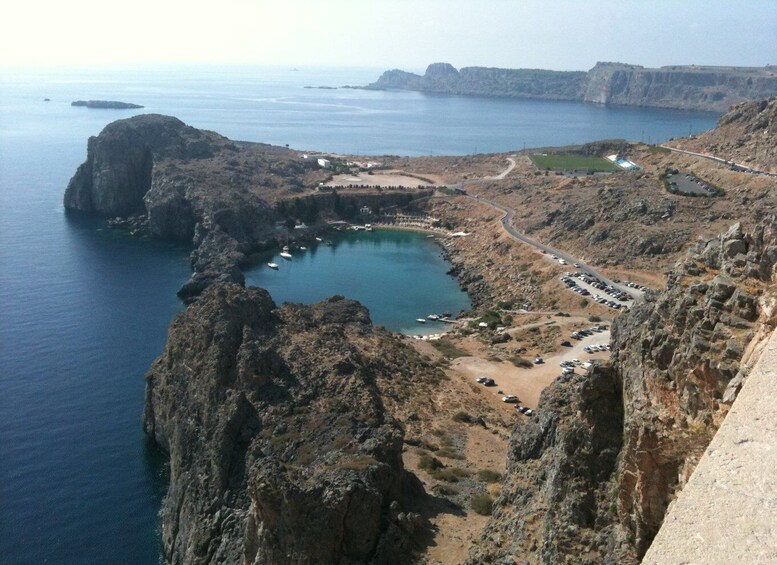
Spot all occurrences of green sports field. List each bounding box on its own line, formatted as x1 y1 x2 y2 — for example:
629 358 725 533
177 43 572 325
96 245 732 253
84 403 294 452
530 154 621 172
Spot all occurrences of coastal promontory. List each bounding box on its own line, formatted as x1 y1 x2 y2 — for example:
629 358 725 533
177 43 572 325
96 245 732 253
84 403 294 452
143 283 434 563
366 62 777 111
64 114 425 302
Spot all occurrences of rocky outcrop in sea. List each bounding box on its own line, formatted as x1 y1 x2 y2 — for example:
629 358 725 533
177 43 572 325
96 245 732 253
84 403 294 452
469 217 777 563
144 284 432 564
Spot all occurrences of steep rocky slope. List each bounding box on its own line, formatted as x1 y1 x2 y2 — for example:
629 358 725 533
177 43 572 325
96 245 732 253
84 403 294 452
670 96 777 172
469 217 777 563
144 284 447 564
367 62 777 111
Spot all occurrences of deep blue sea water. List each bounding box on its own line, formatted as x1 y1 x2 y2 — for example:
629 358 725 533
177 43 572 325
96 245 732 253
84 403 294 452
0 65 718 564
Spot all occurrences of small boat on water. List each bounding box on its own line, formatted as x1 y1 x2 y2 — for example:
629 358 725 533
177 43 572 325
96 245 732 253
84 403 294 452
267 262 279 269
300 246 307 250
427 314 440 320
282 245 290 252
415 318 427 323
315 237 323 242
280 252 292 260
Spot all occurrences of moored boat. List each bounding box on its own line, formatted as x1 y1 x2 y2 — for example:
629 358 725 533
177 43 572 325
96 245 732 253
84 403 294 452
280 252 292 260
267 262 279 269
415 318 426 323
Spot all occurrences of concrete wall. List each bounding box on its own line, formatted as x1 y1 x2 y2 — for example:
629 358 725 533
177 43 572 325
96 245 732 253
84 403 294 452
642 330 777 563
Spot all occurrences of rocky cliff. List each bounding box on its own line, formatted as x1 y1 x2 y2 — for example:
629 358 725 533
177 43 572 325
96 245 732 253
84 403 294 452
144 284 439 564
469 217 777 563
367 62 777 111
581 62 777 111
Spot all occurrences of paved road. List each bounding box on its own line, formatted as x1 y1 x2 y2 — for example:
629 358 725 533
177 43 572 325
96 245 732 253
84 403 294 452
660 145 777 178
465 193 634 296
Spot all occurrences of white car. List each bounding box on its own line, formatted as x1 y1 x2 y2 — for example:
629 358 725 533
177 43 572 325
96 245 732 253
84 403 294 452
502 395 519 403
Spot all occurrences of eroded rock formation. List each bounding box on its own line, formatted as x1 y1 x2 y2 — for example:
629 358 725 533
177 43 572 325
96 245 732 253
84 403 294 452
144 284 435 564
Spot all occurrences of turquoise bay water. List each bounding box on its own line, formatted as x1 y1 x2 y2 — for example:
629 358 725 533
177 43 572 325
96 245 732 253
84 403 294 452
0 65 719 564
245 230 471 336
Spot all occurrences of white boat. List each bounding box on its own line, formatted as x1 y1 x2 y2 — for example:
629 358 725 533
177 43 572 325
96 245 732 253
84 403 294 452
267 262 279 269
427 314 440 320
315 237 323 242
280 252 292 260
415 318 427 323
300 246 307 250
282 245 290 252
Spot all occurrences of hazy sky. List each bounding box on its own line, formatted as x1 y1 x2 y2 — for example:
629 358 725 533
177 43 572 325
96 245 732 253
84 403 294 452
2 0 775 70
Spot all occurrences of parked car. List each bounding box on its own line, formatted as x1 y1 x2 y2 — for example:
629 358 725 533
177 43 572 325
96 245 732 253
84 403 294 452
560 340 572 347
502 395 519 403
483 378 496 386
533 357 544 364
476 376 488 383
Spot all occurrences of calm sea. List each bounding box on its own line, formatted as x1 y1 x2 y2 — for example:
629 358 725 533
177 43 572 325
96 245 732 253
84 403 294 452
0 65 718 564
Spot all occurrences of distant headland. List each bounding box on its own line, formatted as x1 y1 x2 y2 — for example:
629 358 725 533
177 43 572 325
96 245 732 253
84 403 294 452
364 62 777 112
71 100 144 109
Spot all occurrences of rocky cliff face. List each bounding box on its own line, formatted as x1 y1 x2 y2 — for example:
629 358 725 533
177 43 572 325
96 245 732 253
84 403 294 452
64 114 225 216
581 63 777 111
469 217 777 563
144 284 434 564
367 62 777 111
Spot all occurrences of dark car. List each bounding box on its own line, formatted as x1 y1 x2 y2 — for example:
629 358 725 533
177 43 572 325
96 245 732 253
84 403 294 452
561 340 572 347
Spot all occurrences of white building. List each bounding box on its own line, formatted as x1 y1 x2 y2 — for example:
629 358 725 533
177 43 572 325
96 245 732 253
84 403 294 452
317 158 331 169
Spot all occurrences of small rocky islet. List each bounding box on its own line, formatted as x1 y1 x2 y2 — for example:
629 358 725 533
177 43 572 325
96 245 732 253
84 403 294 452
63 98 777 563
71 100 144 109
